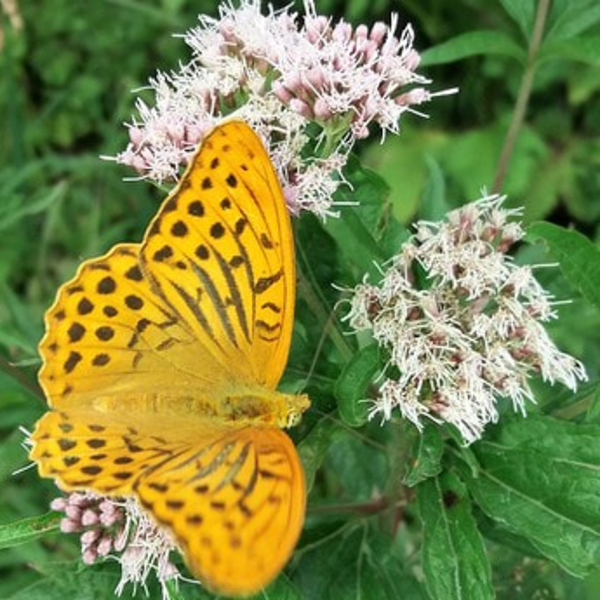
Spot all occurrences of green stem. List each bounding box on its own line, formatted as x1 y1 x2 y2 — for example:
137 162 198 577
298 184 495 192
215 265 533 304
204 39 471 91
492 0 550 193
308 495 404 517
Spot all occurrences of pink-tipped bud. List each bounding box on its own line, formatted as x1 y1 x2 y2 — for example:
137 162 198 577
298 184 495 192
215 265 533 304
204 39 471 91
82 548 98 565
313 98 333 120
96 535 113 557
354 24 368 42
81 529 101 546
81 509 100 527
273 81 293 103
289 98 314 119
332 21 352 42
128 126 145 147
69 493 89 507
65 505 82 521
60 518 79 533
404 49 421 71
50 497 67 512
370 22 388 44
306 67 326 91
283 71 302 93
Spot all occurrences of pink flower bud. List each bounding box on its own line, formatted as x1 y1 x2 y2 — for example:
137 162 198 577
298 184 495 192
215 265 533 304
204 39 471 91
65 506 82 521
97 535 113 557
50 497 67 511
82 509 100 527
60 518 79 533
81 529 101 546
289 98 314 119
272 81 293 103
370 22 388 44
82 548 98 565
313 98 333 120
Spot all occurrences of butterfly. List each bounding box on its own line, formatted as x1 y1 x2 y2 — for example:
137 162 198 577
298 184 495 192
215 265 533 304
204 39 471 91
29 120 310 596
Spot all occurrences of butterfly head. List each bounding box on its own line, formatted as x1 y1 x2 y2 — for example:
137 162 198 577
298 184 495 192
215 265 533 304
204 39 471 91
279 392 310 429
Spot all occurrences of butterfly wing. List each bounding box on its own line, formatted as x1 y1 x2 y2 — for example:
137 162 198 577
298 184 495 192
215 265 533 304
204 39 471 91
30 409 306 596
38 121 295 409
136 423 305 596
38 243 227 406
32 120 307 595
140 121 295 389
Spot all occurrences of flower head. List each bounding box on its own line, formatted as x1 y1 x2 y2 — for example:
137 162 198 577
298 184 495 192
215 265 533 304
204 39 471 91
344 193 587 444
51 492 183 598
112 0 450 217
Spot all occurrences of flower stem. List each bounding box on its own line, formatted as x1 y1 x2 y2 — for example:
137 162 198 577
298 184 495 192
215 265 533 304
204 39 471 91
492 0 550 192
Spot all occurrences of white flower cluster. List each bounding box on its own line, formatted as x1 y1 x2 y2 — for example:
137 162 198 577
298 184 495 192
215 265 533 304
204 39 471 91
51 492 183 598
344 194 587 444
114 0 448 216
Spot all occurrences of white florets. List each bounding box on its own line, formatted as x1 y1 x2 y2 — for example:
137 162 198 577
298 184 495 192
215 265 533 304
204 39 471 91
344 194 587 444
112 0 451 217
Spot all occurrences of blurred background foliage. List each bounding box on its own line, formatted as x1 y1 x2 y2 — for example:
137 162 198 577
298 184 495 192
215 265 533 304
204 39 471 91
1 0 599 598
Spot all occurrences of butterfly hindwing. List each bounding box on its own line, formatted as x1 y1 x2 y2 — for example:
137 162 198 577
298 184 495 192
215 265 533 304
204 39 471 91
31 409 306 597
136 425 305 596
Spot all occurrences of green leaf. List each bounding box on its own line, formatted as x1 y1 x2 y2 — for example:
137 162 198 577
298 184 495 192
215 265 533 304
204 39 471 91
527 221 600 312
0 512 60 550
499 0 535 40
419 156 450 221
585 384 600 423
245 573 302 600
421 31 525 66
323 209 384 280
546 0 600 41
404 425 444 487
334 344 379 427
298 418 344 492
462 414 600 577
418 471 493 600
295 524 428 600
541 36 600 66
324 158 391 279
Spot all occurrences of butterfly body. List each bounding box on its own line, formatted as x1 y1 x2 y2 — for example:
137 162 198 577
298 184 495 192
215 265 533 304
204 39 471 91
30 121 309 596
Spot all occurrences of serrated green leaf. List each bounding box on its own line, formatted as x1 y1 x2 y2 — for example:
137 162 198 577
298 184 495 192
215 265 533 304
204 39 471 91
462 415 600 577
295 524 428 600
527 221 600 311
418 471 493 600
0 512 60 550
334 344 379 427
421 31 525 66
404 425 444 487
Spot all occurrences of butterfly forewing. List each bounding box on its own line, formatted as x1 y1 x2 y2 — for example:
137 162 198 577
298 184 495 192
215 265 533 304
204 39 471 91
141 122 295 389
38 244 229 406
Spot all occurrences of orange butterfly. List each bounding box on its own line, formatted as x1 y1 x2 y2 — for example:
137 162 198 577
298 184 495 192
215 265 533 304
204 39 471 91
30 121 310 596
